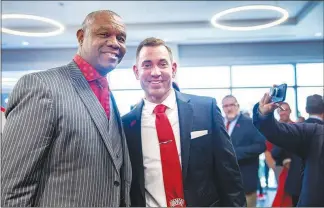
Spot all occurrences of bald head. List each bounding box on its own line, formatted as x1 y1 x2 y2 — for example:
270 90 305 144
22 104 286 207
81 10 121 34
76 9 126 75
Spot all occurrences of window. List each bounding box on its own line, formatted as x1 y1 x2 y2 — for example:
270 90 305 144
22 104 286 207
297 87 324 118
232 64 295 87
181 89 231 110
177 66 230 88
111 90 144 116
232 87 297 121
108 68 141 90
296 63 324 86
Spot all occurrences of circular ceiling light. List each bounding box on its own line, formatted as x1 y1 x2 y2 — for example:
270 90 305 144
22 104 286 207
1 14 65 37
211 5 289 31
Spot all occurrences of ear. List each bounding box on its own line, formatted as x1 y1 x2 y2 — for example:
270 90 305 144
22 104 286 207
171 62 177 78
76 29 84 46
133 65 140 80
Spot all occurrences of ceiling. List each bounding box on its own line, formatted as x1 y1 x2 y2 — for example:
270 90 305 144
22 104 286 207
1 1 323 49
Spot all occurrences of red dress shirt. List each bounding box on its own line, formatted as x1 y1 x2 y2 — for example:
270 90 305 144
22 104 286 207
73 55 110 119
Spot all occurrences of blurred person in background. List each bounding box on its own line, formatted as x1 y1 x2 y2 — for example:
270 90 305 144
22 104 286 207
297 116 305 123
1 10 131 207
305 94 324 124
222 95 266 207
241 110 266 200
253 90 324 206
123 37 246 207
270 102 298 207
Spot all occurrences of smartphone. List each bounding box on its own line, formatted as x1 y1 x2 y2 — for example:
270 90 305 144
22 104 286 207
269 83 287 103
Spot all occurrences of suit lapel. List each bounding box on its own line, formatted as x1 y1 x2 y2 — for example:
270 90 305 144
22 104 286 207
176 91 193 181
230 114 242 139
68 61 119 172
130 100 146 200
110 92 124 139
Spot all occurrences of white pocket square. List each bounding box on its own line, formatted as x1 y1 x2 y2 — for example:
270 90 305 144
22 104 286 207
190 130 208 139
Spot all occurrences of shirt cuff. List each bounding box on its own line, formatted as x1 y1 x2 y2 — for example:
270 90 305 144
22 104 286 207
283 158 292 165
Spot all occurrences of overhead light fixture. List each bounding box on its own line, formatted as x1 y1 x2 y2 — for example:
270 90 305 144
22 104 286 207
315 32 322 37
1 14 65 37
211 5 289 31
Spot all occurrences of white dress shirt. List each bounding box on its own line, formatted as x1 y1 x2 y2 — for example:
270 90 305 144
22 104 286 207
141 89 181 207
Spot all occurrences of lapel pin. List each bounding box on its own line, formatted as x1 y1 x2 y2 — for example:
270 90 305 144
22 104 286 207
130 120 137 127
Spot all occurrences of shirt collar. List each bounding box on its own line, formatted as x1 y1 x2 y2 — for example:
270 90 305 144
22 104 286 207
73 54 104 82
309 115 323 121
224 113 240 124
143 89 177 114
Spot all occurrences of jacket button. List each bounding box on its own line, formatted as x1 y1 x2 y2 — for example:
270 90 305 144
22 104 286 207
114 181 120 187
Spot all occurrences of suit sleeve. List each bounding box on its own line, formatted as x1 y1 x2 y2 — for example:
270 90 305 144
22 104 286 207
271 145 290 166
234 122 266 161
1 74 55 206
252 103 315 159
211 98 247 207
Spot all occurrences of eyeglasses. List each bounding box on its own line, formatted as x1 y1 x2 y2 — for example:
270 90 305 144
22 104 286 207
277 108 290 112
222 103 238 109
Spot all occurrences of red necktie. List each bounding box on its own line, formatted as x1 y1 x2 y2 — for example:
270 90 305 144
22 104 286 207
154 104 186 207
97 77 110 119
226 121 231 132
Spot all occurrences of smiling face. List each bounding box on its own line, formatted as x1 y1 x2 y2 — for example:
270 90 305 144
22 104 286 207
77 11 126 75
133 45 177 104
222 96 240 121
277 102 292 122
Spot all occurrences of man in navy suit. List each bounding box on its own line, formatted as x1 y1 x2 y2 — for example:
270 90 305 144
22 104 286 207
272 95 324 206
305 94 324 125
253 90 324 206
122 37 246 207
222 95 266 207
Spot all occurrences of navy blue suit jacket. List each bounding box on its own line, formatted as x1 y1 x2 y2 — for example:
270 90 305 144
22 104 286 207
253 104 324 206
230 114 266 193
122 91 246 207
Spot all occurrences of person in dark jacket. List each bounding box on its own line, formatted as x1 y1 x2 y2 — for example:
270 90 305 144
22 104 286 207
253 90 324 207
222 95 266 207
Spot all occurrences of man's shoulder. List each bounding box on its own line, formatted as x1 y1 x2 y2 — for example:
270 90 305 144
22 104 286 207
122 111 133 122
18 62 75 87
239 114 252 123
121 107 138 125
312 123 324 137
30 63 71 78
16 63 70 83
178 92 215 105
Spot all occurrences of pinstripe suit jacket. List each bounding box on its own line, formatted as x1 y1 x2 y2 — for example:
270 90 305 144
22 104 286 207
1 61 132 207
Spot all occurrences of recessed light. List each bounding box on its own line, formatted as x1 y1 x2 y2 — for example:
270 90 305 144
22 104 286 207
22 41 29 46
315 32 322 37
1 14 65 37
211 5 289 31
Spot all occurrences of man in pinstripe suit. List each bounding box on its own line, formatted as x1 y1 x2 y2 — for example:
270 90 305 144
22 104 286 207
1 10 131 207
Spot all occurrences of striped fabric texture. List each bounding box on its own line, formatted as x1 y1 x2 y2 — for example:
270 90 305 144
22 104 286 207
1 61 132 207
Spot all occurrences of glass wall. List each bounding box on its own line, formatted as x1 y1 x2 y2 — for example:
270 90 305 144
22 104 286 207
92 63 324 118
296 63 324 118
2 62 323 189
